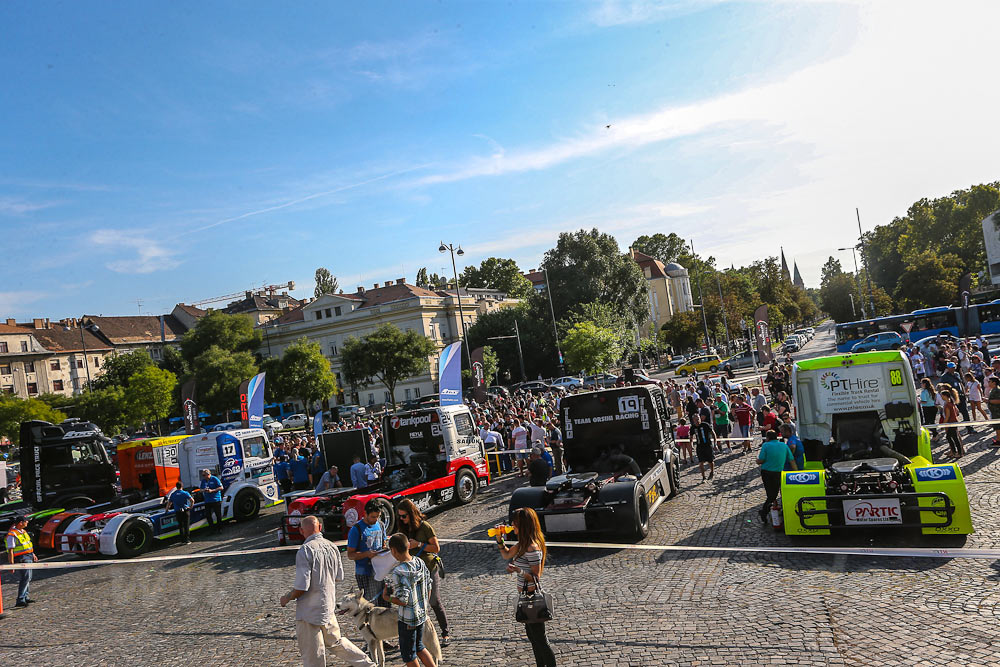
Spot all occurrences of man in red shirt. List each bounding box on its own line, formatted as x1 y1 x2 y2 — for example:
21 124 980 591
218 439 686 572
760 405 779 434
730 394 755 453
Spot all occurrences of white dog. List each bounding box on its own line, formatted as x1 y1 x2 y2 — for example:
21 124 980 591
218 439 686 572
336 590 443 666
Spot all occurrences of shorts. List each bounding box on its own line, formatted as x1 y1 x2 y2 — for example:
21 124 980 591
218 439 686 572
398 620 425 662
696 444 715 463
515 449 529 460
714 423 730 438
738 423 750 438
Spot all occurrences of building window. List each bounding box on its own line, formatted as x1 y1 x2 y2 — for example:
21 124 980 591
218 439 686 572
325 308 332 318
94 357 100 367
334 306 342 316
315 311 323 320
24 361 34 373
405 388 412 400
414 387 421 398
0 363 9 375
0 342 7 353
1 386 13 394
150 348 162 361
367 393 375 405
76 359 84 369
50 360 61 371
384 391 391 403
330 344 338 356
20 341 28 352
52 379 64 391
26 382 37 395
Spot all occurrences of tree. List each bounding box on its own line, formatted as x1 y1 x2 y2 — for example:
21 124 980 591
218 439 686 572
75 386 129 436
460 257 533 298
631 232 689 264
480 346 499 386
124 366 177 431
562 322 622 374
180 311 261 364
0 396 67 444
542 228 647 323
893 250 964 311
90 350 153 391
190 346 260 417
820 257 844 287
340 324 437 408
659 311 702 352
820 272 861 323
270 338 338 412
314 267 339 297
415 267 429 289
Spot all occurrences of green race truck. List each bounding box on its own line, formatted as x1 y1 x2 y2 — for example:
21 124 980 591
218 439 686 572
781 350 973 536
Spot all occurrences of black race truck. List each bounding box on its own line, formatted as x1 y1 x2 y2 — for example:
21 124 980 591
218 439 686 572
509 385 680 540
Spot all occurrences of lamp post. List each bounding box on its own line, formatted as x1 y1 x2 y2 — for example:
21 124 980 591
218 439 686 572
715 271 732 354
857 208 877 317
439 241 474 371
838 246 866 319
542 267 564 373
66 321 99 392
487 322 526 382
690 240 711 351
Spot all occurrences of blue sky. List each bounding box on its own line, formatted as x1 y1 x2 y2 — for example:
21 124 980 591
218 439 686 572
3 0 999 319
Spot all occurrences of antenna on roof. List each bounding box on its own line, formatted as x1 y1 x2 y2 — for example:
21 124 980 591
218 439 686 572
136 298 143 314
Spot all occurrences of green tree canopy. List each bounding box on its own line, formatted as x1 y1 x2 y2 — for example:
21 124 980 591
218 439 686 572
124 366 177 430
562 322 622 375
190 346 260 417
630 232 689 264
75 386 129 436
269 338 338 411
314 267 339 297
659 310 702 353
460 257 533 298
180 311 262 364
340 324 436 407
90 350 154 391
0 396 67 444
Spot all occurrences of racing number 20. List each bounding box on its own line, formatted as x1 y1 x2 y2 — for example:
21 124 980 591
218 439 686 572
889 369 903 386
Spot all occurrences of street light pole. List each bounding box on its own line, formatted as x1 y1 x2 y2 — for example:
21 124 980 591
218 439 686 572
487 324 527 383
857 208 876 317
838 246 867 319
691 240 711 350
439 241 474 372
715 271 732 354
542 267 564 372
67 320 98 392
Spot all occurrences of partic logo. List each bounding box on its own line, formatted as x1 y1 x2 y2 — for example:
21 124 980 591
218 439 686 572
845 501 900 522
820 371 840 390
785 472 820 484
915 466 957 482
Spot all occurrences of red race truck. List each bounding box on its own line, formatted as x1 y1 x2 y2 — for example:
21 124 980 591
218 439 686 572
279 403 489 543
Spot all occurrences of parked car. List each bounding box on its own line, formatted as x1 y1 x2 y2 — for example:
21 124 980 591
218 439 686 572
795 328 813 341
666 355 688 369
281 414 309 430
262 415 283 430
517 381 555 394
401 394 440 410
486 385 510 399
722 350 761 371
851 331 904 353
583 373 618 389
675 354 723 377
552 376 584 389
782 337 800 353
169 426 207 436
629 370 663 387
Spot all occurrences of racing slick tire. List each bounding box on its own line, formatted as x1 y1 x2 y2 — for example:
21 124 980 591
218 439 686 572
667 459 680 499
373 497 395 534
454 468 478 505
629 486 651 541
116 517 153 558
233 490 261 522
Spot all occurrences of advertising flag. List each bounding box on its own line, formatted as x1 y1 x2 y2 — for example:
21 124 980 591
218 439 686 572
313 410 324 437
470 346 488 403
181 380 199 435
438 341 463 406
753 305 774 365
239 372 266 429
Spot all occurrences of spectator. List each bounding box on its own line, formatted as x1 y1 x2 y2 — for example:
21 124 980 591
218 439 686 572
939 386 964 458
274 454 292 496
528 447 551 487
511 418 529 476
730 394 755 453
396 498 450 646
199 468 224 534
919 378 938 440
494 508 555 667
756 430 796 524
346 499 389 607
6 514 37 607
310 448 326 486
350 455 368 489
965 372 989 421
779 424 804 470
365 458 382 485
690 413 716 481
290 448 312 491
547 421 564 476
674 418 693 464
384 532 437 667
760 405 778 433
987 376 1000 447
314 465 342 493
280 515 375 667
713 393 731 452
166 481 193 544
940 362 974 435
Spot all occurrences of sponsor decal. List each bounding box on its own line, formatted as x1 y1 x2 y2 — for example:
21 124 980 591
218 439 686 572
915 466 957 482
785 472 820 485
438 341 463 406
815 365 887 413
391 414 433 429
843 498 902 525
819 371 839 390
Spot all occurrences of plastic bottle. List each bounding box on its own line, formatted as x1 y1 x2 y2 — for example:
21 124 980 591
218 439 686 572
488 525 514 538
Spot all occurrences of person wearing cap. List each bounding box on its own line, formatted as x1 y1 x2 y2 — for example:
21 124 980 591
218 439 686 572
6 514 37 607
199 469 224 534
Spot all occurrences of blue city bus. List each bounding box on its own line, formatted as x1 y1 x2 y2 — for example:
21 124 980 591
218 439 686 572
834 302 1000 352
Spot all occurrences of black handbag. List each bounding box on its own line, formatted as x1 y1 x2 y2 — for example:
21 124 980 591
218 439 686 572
515 575 553 623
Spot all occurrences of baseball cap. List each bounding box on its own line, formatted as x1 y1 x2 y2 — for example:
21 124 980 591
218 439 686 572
946 362 956 369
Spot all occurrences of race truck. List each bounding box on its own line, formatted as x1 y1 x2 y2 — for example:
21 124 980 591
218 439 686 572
40 428 281 557
509 385 681 540
781 350 973 536
279 404 490 544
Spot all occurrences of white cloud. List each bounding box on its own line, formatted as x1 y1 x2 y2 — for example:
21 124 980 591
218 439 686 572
0 290 49 315
586 0 719 27
90 229 181 274
0 197 58 215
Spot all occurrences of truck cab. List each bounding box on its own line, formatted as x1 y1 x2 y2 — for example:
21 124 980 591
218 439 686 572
17 419 118 510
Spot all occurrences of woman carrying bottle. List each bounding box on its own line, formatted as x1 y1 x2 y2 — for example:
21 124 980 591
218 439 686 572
494 508 556 667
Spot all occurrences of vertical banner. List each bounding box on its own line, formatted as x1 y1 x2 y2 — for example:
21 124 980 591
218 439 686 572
470 346 488 403
753 305 774 365
313 410 324 437
181 380 199 435
239 372 266 429
438 341 463 406
956 272 974 338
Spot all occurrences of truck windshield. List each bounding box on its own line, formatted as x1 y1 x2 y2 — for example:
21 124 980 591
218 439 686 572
243 436 269 459
40 440 107 467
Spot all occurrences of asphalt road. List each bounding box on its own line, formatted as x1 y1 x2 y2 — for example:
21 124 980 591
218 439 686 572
4 325 1000 666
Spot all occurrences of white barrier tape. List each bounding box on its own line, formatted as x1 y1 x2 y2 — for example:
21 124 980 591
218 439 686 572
926 419 1000 429
4 535 995 571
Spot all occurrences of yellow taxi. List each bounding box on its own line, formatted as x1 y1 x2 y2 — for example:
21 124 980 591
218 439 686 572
675 354 723 376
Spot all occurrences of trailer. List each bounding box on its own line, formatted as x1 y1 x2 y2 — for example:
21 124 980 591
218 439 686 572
780 350 973 536
280 404 490 543
509 385 681 540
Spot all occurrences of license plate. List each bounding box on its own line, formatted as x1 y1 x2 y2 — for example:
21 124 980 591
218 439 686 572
842 498 902 525
544 513 587 532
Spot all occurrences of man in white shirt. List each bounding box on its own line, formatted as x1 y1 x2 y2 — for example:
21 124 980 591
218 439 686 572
280 516 374 667
511 418 529 476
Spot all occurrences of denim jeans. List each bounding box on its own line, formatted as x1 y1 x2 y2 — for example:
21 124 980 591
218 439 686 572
15 553 33 602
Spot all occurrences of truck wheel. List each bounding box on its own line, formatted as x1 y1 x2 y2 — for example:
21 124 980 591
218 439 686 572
374 497 395 534
116 518 153 558
454 468 477 505
667 460 680 499
59 496 96 511
233 490 261 522
630 487 651 540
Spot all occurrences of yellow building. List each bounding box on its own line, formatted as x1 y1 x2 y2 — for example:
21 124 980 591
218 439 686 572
628 249 694 334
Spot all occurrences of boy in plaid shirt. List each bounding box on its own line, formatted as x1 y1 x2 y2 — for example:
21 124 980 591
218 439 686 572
384 532 436 666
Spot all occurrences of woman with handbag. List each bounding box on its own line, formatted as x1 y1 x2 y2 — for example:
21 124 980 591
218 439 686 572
396 498 451 645
494 508 556 667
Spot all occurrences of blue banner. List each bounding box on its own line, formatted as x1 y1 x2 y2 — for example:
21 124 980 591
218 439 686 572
438 341 463 406
240 372 266 429
313 410 324 437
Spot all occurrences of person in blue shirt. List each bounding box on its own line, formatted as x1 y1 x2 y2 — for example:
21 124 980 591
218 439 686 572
779 424 805 471
289 448 311 491
346 500 389 608
166 482 193 544
350 455 368 489
756 430 796 524
309 447 326 486
273 456 291 496
199 469 224 534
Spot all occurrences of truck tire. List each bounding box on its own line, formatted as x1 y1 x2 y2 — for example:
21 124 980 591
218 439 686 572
233 490 261 522
454 468 477 505
509 487 548 521
667 459 680 499
374 497 395 534
630 486 651 540
116 518 153 558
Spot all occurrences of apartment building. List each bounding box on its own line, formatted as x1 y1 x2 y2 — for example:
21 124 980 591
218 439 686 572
0 319 113 397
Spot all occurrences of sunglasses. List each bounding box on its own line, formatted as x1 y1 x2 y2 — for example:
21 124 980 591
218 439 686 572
397 514 409 520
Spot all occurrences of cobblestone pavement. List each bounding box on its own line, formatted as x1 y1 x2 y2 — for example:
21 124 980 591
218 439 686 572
5 328 1000 665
